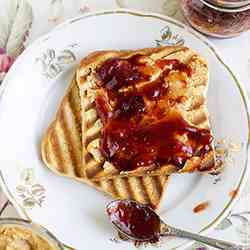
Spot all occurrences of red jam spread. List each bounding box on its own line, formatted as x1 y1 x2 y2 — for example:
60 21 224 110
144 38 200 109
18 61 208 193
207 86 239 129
107 200 161 242
96 55 150 91
95 55 212 172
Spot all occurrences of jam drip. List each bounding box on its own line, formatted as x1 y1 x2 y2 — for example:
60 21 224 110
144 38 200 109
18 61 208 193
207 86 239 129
107 200 161 242
95 54 212 171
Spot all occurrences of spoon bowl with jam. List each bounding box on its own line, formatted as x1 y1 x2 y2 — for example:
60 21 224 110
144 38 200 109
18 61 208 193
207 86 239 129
107 200 249 250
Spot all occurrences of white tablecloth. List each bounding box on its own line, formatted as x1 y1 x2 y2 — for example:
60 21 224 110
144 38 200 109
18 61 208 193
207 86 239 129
0 1 249 249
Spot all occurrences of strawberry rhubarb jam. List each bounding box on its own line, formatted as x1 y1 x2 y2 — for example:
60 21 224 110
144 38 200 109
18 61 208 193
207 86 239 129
95 55 212 171
106 200 161 242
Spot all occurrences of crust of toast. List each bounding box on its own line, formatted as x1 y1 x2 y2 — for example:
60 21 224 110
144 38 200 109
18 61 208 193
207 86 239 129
76 47 215 181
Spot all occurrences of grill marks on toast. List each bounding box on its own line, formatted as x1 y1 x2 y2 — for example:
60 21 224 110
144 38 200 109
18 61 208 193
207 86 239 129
41 76 169 209
93 175 167 208
77 47 215 181
129 177 151 204
60 104 82 177
49 128 67 174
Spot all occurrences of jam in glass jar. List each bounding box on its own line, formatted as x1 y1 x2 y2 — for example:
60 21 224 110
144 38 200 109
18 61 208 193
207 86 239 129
180 0 250 38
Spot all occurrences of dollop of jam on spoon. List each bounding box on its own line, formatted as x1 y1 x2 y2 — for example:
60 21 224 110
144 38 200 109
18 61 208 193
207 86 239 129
107 200 247 249
106 199 161 243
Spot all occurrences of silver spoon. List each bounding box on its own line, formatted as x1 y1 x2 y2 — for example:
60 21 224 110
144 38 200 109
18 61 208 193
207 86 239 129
106 199 249 250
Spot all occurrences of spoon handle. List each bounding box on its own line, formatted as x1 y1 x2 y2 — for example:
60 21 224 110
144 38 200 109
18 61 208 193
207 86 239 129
162 226 247 250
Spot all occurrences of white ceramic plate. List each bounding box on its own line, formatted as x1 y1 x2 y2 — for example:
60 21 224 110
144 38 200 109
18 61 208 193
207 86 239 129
0 10 249 250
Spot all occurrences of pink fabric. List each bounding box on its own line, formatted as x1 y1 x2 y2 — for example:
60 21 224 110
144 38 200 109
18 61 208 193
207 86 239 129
0 48 14 73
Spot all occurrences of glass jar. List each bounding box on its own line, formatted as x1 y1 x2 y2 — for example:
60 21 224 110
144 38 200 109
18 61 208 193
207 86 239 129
180 0 250 38
0 218 64 250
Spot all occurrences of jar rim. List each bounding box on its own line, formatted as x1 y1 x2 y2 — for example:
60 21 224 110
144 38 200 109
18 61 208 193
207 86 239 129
202 0 250 12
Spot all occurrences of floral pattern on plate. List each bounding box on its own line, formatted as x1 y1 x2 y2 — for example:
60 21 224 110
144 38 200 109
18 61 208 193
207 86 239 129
35 45 77 79
156 25 185 46
16 168 46 209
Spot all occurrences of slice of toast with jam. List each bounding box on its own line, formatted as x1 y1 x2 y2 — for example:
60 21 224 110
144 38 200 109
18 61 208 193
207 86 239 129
76 46 215 181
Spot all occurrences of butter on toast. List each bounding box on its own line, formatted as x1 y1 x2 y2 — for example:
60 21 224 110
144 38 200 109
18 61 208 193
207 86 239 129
41 76 169 209
76 47 215 181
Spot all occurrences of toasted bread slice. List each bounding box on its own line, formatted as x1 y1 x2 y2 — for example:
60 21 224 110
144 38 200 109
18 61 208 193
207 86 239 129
41 76 169 209
76 47 215 181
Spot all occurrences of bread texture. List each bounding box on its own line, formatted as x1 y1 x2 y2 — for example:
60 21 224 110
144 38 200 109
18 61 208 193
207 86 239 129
41 76 169 209
76 46 215 181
